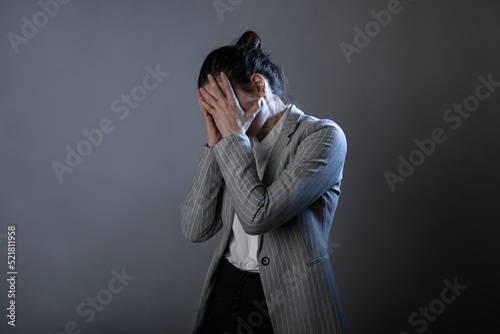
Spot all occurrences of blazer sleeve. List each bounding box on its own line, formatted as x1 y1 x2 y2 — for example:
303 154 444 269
212 120 347 235
180 146 224 242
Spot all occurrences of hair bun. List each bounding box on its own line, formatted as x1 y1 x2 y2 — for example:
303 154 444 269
236 31 262 51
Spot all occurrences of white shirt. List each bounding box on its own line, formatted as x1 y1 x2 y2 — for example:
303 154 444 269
224 106 290 272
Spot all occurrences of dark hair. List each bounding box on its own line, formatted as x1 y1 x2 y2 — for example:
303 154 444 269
197 31 290 103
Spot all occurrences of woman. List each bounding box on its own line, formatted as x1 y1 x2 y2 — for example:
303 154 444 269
180 31 350 334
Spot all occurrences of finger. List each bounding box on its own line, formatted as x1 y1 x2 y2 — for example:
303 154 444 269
200 100 214 114
197 89 209 114
207 74 226 100
197 88 208 106
196 88 203 106
219 72 238 102
204 110 215 123
199 87 218 110
201 83 219 102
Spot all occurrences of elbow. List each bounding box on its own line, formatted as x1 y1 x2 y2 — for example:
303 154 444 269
237 206 276 235
181 227 209 243
239 218 272 236
242 227 261 236
181 227 201 243
180 203 204 243
180 220 207 243
180 214 219 243
185 234 205 243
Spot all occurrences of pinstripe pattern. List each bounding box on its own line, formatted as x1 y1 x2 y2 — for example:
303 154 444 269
180 105 350 334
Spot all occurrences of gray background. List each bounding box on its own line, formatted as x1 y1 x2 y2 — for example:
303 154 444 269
1 0 499 333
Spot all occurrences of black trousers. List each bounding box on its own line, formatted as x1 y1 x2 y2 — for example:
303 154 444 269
201 258 275 334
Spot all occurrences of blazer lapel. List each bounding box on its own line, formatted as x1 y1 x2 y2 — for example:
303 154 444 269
261 104 304 186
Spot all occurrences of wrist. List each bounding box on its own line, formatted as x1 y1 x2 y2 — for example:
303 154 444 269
221 129 244 138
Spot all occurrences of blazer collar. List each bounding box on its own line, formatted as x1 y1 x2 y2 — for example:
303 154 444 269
280 104 304 138
260 104 304 185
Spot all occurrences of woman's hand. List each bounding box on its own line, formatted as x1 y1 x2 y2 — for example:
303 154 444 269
198 72 261 138
197 88 222 148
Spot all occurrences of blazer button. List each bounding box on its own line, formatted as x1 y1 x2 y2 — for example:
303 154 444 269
261 257 270 266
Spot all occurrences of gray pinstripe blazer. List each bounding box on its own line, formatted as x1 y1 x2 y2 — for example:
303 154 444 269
180 105 350 334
